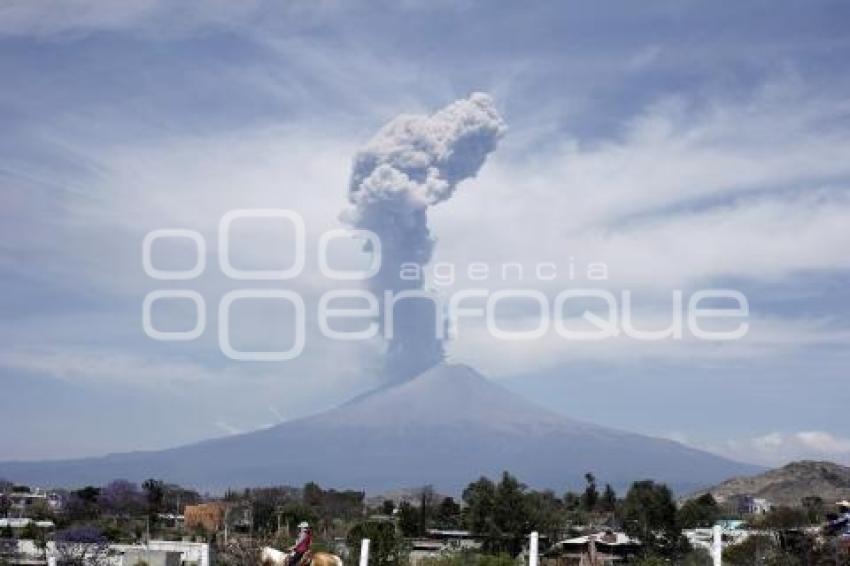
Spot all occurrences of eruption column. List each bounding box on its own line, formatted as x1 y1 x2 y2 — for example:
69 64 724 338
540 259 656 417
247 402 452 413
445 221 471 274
342 93 505 382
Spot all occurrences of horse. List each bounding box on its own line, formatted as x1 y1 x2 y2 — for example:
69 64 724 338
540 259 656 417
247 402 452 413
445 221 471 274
261 546 343 566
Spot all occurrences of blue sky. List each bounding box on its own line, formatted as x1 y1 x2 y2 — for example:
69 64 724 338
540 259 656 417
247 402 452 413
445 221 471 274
1 0 849 467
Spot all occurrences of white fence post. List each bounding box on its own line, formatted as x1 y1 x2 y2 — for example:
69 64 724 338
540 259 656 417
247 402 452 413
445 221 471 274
359 538 370 566
529 531 539 566
712 524 722 566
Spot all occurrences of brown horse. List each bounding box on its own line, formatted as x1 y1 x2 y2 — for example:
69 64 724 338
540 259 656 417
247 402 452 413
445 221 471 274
261 546 343 566
304 551 344 566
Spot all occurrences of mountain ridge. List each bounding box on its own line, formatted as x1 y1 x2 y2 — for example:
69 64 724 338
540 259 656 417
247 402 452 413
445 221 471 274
0 364 761 494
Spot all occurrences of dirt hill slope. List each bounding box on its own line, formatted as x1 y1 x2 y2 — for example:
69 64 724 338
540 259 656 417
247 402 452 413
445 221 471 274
690 460 850 507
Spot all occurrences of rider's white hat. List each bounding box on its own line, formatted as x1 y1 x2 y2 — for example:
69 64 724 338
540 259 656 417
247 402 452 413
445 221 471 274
298 521 309 528
837 500 850 507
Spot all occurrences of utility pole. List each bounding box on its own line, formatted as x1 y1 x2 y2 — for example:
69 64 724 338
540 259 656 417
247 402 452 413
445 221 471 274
712 524 722 566
359 538 370 566
529 531 539 566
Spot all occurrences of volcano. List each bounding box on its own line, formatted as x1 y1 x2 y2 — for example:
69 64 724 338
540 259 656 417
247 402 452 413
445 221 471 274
0 364 760 493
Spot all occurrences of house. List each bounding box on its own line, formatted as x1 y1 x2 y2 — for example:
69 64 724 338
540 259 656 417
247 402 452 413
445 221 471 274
157 513 185 528
549 530 641 564
424 529 481 550
113 547 182 566
0 538 206 566
112 541 212 566
684 522 750 554
146 540 214 566
730 495 772 515
749 497 772 514
4 488 62 516
406 530 483 564
408 539 445 564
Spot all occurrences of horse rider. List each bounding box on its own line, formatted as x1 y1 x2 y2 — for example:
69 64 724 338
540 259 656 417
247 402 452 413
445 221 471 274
288 521 313 566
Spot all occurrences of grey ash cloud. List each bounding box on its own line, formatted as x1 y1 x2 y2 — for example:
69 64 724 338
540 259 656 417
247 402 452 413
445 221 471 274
343 93 506 382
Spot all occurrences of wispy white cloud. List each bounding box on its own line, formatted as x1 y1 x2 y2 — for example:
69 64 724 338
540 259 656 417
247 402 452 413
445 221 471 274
448 313 850 378
0 0 265 39
0 348 212 387
658 430 850 467
574 188 850 286
437 77 850 279
721 431 850 466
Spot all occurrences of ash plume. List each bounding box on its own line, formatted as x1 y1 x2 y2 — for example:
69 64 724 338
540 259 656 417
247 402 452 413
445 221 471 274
342 93 505 383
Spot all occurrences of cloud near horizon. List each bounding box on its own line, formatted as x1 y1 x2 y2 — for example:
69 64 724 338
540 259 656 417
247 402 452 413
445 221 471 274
717 431 850 467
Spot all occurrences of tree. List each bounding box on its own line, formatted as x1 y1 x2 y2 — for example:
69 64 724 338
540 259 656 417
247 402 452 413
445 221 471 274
162 483 201 514
75 486 100 503
322 488 365 522
621 480 681 557
397 502 420 537
298 482 364 530
562 491 580 512
302 482 324 508
53 526 112 566
218 535 268 566
599 484 617 513
491 472 531 556
252 497 277 534
277 501 318 537
419 551 515 565
0 493 10 518
64 487 101 522
28 499 53 521
417 486 437 534
347 520 407 566
722 534 783 565
634 551 712 566
436 497 461 528
801 496 824 524
581 473 598 512
141 479 165 518
380 500 395 516
677 494 719 528
464 472 558 556
463 477 496 537
21 521 40 541
679 548 713 565
525 489 563 544
99 480 145 518
758 506 809 529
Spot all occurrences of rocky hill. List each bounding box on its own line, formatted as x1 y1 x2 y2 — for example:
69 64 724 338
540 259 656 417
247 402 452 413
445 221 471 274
690 460 850 507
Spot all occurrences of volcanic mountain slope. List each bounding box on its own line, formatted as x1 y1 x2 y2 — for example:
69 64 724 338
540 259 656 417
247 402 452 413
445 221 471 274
0 364 760 493
688 460 850 507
